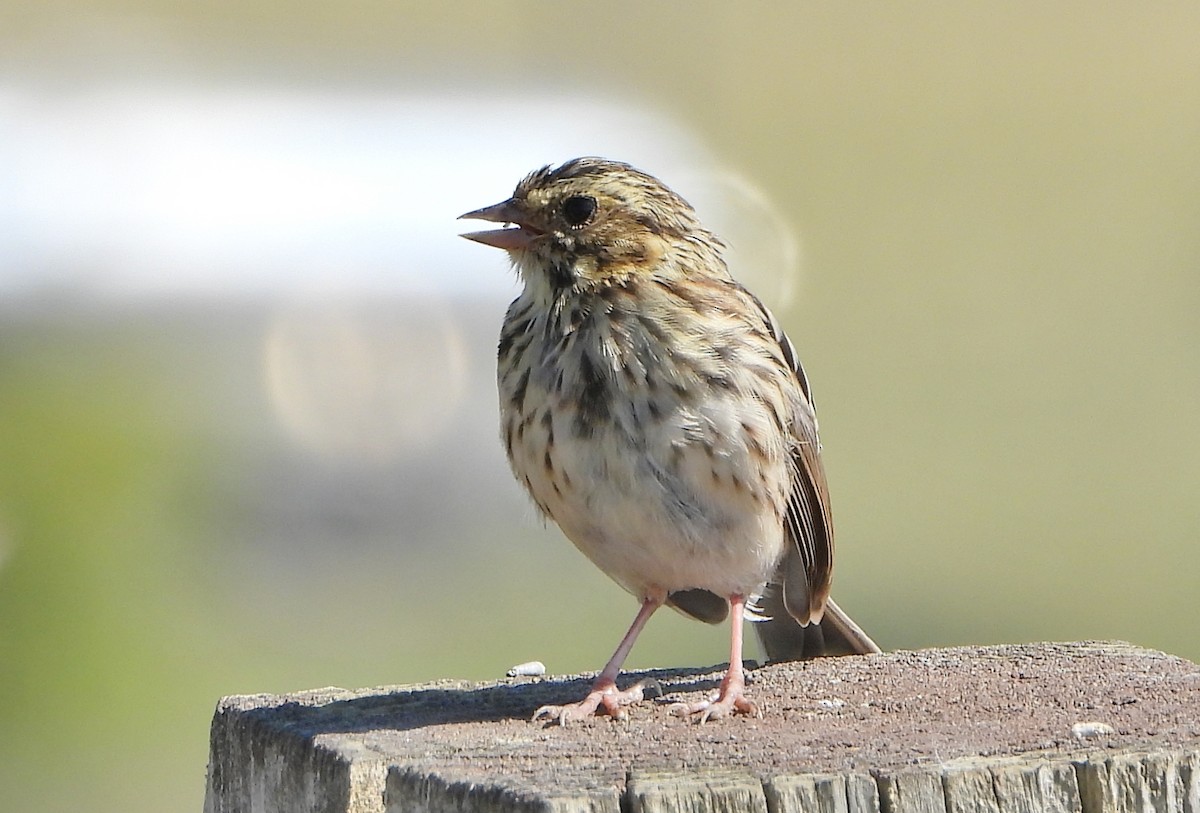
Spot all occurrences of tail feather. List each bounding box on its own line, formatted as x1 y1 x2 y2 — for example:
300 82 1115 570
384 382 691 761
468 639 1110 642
754 584 880 661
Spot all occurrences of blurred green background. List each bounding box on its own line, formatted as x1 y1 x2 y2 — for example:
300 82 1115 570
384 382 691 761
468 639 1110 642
2 3 1199 811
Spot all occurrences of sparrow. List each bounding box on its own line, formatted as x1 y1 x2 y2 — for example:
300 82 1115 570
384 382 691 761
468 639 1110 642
460 157 879 723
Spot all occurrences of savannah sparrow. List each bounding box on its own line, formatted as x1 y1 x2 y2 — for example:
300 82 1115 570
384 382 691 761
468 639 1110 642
460 158 879 724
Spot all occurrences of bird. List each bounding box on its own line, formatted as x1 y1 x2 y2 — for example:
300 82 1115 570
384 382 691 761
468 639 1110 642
459 157 879 723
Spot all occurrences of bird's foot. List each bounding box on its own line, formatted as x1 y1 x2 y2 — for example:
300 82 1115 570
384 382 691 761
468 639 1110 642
533 679 661 725
670 688 760 723
670 670 761 723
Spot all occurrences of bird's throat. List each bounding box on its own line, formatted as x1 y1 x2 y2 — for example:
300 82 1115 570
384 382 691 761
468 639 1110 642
546 260 575 291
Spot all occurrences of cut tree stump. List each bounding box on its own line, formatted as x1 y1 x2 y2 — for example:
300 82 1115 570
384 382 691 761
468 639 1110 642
204 641 1200 813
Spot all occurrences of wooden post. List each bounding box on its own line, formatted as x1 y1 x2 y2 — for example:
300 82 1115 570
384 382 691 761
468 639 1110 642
204 642 1200 813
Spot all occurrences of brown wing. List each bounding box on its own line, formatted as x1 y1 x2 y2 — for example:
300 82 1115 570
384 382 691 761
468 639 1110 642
748 292 834 625
780 421 834 623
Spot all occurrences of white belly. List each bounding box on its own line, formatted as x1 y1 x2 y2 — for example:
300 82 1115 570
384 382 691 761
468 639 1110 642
507 387 790 601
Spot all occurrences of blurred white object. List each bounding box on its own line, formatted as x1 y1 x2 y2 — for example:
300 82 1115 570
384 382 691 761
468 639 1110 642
506 661 546 678
1 89 689 298
1 86 802 307
1071 721 1116 739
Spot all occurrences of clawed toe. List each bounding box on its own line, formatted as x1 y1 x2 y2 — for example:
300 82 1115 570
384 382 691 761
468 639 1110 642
532 700 601 725
670 689 760 723
533 679 658 725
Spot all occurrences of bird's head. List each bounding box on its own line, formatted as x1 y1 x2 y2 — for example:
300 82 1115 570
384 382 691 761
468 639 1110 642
459 157 722 293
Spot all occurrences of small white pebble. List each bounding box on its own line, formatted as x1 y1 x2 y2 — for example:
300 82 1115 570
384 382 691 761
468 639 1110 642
1071 721 1116 739
817 698 846 710
506 660 546 678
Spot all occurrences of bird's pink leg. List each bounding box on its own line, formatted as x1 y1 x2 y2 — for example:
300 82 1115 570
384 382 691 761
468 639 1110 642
533 592 664 725
672 593 761 722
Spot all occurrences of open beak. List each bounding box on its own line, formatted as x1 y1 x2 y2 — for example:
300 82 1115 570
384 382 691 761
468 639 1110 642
458 199 540 251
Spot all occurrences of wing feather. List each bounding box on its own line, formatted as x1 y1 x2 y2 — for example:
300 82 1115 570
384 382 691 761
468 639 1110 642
747 290 834 624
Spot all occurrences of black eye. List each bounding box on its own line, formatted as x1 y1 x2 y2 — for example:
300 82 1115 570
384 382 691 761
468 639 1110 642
561 195 597 228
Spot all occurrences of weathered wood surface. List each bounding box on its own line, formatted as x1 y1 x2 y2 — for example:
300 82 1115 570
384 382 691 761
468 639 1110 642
204 641 1200 813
